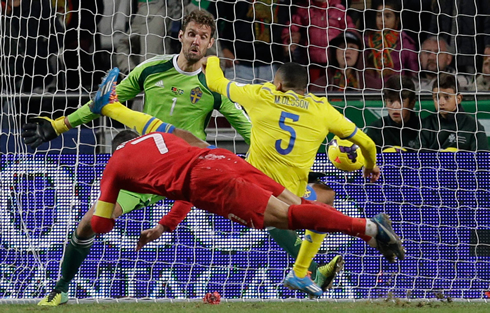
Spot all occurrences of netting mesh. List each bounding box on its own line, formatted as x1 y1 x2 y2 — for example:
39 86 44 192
1 0 490 301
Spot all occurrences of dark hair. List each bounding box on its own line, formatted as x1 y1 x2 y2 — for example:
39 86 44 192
328 30 363 69
373 0 402 13
432 73 459 93
384 75 416 104
276 63 308 90
365 0 402 30
112 130 139 154
182 10 216 38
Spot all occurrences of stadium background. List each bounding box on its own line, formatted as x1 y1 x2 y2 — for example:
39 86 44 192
1 0 490 302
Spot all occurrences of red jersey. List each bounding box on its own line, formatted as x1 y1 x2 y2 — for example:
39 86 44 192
99 132 286 229
99 132 209 204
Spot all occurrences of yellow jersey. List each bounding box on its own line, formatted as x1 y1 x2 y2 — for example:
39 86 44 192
205 57 376 196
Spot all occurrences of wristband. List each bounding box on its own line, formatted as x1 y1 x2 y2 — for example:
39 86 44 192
52 116 70 135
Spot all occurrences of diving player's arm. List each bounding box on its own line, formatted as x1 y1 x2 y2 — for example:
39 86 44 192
91 163 122 234
158 201 193 232
136 201 194 250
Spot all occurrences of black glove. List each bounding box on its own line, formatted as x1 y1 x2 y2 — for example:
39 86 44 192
21 116 66 149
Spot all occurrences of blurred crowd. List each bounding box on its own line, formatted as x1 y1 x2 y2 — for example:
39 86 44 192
1 0 490 94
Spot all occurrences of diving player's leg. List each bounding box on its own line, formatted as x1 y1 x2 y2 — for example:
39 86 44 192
267 185 320 283
292 182 337 290
284 200 405 262
263 191 404 295
263 196 323 298
38 190 161 306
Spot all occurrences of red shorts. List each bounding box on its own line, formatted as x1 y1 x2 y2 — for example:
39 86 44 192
188 149 285 229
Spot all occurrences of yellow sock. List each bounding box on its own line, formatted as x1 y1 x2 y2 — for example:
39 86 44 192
293 230 327 278
101 102 163 134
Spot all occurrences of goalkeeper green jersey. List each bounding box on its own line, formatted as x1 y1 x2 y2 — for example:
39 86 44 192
68 54 251 143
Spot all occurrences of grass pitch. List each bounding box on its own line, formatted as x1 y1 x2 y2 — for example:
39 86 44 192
1 300 489 313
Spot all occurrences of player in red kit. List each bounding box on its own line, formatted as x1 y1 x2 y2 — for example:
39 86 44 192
88 69 404 297
92 129 405 277
93 131 286 232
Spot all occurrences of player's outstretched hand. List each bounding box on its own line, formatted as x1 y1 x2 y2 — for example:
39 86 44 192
136 224 165 251
363 165 380 183
21 116 66 149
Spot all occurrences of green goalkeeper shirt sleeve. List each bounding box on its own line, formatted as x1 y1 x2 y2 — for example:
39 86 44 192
67 102 100 128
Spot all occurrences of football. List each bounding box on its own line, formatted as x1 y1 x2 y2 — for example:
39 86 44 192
328 136 365 172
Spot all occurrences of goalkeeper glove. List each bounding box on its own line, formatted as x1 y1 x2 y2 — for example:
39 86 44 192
21 116 70 149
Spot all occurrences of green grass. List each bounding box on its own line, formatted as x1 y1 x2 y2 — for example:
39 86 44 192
1 300 489 313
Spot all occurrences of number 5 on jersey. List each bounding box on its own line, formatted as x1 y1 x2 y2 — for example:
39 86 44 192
275 111 299 155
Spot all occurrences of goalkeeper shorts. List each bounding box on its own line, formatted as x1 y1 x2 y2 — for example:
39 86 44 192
117 190 165 214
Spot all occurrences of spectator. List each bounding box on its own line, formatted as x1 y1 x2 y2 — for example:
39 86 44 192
474 55 490 92
281 0 355 84
419 73 488 151
477 12 490 92
116 0 182 75
310 30 364 93
218 0 286 84
365 75 420 152
62 0 104 91
399 0 433 44
415 36 474 92
364 0 418 90
5 0 63 93
97 0 131 76
428 0 489 75
485 12 490 58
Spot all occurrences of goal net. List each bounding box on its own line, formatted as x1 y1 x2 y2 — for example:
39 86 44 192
1 0 490 302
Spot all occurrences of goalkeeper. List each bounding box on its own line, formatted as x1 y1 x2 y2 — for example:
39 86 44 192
23 10 253 306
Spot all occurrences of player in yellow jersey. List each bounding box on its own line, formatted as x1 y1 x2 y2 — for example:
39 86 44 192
201 57 386 297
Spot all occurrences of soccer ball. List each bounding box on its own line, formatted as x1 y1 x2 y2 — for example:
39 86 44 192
328 136 364 172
